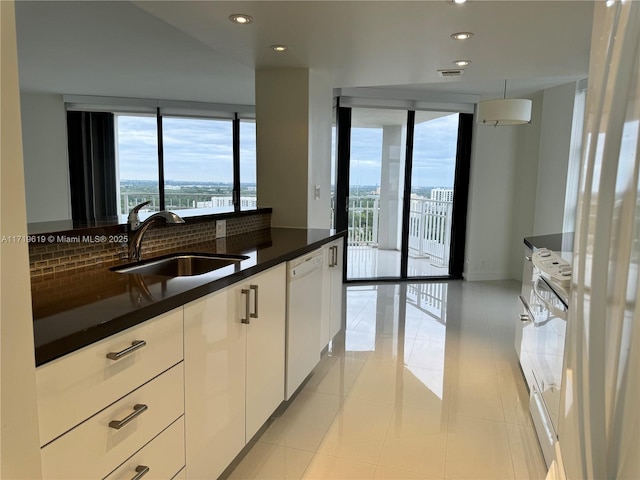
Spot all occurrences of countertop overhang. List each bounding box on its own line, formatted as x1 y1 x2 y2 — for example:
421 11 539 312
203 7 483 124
32 227 345 366
524 232 574 252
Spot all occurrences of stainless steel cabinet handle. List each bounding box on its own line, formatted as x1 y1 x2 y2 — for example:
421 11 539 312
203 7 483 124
131 465 150 480
109 404 148 430
241 289 251 324
332 246 338 267
250 285 259 319
106 340 146 360
525 255 532 262
518 295 535 322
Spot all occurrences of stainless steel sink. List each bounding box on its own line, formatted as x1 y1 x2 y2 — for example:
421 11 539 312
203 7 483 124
111 253 249 277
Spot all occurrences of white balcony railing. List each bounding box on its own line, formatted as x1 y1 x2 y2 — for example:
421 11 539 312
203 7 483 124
120 193 257 215
343 195 453 265
408 198 453 264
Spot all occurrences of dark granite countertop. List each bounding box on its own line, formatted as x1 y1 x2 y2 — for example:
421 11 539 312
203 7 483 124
32 227 345 366
524 232 574 252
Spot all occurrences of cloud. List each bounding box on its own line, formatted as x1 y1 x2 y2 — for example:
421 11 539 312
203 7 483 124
116 112 459 188
116 115 257 183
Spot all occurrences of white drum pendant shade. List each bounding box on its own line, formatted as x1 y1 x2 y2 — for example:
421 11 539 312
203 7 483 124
476 98 532 126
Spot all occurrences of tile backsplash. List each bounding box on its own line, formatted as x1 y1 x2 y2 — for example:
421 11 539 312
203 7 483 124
29 212 271 277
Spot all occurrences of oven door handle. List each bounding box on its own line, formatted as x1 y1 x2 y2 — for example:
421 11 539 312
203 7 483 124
533 278 567 320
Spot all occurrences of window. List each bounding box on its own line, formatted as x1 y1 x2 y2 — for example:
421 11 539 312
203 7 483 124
162 116 234 213
115 114 159 214
239 119 257 210
67 99 257 222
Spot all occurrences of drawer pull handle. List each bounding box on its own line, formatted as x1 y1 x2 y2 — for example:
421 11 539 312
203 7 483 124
109 404 148 429
131 465 150 480
106 340 147 360
250 284 259 319
241 289 251 324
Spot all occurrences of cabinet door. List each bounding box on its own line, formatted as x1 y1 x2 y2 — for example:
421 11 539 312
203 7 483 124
245 264 286 440
320 244 333 350
329 238 344 340
184 288 246 480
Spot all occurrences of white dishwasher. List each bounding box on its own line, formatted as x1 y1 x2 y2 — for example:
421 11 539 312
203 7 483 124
285 248 324 400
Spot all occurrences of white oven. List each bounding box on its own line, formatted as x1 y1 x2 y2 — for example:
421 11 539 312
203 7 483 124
515 247 570 468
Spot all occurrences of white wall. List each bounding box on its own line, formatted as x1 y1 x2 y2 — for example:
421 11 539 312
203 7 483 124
20 92 71 223
307 69 333 229
510 91 543 280
464 122 520 281
533 82 578 235
256 68 310 228
256 68 334 229
465 82 582 282
0 1 43 477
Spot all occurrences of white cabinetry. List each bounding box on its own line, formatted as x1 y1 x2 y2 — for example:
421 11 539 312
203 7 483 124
245 264 287 439
36 308 185 480
320 237 344 350
184 264 286 479
183 286 246 480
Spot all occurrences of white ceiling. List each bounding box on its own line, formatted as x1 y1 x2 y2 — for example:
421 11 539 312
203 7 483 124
14 1 594 106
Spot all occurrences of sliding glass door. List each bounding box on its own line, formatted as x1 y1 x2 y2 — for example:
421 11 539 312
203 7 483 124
347 108 407 279
337 105 471 282
407 112 459 277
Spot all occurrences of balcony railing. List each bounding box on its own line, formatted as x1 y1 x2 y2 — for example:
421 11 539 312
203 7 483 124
408 198 453 264
119 193 257 215
344 195 453 265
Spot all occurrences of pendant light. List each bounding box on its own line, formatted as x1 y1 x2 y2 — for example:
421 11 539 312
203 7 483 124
476 80 532 126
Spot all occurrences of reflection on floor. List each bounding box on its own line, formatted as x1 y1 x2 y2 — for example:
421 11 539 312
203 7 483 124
225 281 547 480
347 246 449 279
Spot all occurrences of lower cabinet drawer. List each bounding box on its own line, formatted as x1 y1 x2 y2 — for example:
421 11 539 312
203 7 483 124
529 382 556 469
37 307 184 446
41 364 184 480
104 417 185 480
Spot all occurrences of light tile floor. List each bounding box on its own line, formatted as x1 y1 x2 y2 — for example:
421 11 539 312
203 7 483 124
225 280 547 480
347 247 449 279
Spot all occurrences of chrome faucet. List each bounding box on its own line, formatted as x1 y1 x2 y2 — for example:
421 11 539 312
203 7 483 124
127 201 185 261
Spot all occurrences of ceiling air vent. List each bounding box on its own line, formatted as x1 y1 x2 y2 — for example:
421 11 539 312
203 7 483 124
437 68 464 77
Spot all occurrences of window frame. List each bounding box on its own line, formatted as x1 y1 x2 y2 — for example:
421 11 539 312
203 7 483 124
65 96 256 219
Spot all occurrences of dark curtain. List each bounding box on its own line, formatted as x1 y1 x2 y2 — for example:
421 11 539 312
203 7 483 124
66 111 118 223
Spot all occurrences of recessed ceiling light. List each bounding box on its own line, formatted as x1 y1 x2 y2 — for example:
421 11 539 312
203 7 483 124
451 32 474 40
270 45 288 52
451 0 468 4
453 59 471 66
229 14 253 25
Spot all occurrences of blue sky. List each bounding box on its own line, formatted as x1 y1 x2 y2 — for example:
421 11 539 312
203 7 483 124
117 113 458 188
117 115 256 183
350 114 459 187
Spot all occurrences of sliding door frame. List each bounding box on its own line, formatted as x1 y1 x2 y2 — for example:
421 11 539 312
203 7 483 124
336 104 472 283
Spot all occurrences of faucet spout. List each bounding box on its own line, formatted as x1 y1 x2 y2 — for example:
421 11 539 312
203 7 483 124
128 209 185 262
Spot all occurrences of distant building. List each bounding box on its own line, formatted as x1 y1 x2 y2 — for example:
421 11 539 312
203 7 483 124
430 188 454 202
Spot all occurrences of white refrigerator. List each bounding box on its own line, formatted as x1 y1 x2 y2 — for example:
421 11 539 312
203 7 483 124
557 1 640 479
